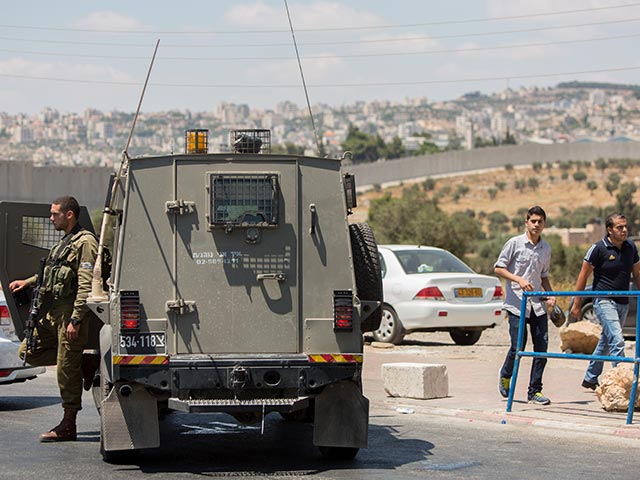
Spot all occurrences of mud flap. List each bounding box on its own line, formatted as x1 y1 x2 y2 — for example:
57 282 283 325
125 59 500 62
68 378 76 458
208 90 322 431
313 381 369 448
101 382 159 451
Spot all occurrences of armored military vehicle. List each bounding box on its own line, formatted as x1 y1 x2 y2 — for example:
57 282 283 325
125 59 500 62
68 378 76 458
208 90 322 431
0 128 382 461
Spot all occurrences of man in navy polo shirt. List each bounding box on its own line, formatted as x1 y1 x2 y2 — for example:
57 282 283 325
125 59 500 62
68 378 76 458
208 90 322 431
570 213 640 390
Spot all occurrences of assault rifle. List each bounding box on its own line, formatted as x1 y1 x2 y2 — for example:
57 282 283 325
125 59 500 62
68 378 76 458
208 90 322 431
23 257 46 366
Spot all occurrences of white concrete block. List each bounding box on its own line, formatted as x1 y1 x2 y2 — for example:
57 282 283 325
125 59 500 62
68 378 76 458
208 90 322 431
382 362 448 400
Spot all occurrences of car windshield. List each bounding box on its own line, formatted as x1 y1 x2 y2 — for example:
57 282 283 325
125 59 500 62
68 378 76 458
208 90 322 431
394 249 474 274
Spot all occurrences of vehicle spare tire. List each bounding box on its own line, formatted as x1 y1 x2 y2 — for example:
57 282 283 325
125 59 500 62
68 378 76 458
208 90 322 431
349 222 383 332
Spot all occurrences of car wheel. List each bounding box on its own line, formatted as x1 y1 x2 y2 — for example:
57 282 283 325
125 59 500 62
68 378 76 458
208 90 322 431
579 303 600 325
372 306 404 344
449 329 482 346
349 223 383 333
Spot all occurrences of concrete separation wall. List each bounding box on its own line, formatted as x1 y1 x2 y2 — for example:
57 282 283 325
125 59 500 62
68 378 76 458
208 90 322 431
3 142 640 210
347 141 640 189
0 160 112 212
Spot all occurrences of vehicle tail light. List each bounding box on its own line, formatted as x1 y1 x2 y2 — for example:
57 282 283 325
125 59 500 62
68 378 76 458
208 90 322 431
0 305 10 325
333 290 353 331
414 286 445 300
120 290 140 330
493 286 504 299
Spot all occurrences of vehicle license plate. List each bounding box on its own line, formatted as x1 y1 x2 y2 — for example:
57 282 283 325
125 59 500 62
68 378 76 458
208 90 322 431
119 332 166 355
455 288 482 298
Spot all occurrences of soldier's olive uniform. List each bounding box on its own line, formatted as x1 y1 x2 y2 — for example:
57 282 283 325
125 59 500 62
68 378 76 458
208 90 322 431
19 224 98 411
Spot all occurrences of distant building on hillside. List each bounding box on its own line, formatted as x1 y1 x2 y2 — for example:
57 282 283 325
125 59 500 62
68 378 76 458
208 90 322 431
544 223 605 247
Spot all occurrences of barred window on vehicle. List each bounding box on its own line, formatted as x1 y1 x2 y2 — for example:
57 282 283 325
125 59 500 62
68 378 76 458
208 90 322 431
207 173 279 228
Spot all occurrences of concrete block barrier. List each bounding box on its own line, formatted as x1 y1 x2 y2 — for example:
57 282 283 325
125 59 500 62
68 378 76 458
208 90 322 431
382 362 448 400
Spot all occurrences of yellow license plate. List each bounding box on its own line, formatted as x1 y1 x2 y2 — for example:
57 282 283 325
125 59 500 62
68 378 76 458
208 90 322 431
455 288 482 298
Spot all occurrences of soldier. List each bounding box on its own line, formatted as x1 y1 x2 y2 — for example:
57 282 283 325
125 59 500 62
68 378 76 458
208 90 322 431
9 196 99 442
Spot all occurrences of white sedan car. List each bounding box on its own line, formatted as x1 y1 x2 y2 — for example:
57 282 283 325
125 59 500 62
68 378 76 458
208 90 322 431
374 245 504 345
0 289 46 385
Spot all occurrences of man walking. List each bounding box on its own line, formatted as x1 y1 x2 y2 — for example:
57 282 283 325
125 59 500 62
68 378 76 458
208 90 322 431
570 213 640 390
10 196 99 442
495 206 556 405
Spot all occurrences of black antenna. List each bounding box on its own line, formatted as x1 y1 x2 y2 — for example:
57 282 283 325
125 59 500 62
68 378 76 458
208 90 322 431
283 0 322 156
88 39 160 302
124 39 160 157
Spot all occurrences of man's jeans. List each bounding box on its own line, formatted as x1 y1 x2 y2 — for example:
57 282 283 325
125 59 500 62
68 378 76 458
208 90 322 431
500 311 549 397
584 298 628 383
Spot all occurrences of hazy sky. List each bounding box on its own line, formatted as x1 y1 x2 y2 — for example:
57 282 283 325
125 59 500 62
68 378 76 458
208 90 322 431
1 0 639 114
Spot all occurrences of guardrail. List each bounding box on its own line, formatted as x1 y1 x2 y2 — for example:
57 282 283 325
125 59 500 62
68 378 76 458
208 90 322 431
506 290 640 424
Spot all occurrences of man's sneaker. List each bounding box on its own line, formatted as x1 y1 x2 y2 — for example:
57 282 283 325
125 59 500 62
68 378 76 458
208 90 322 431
528 392 551 405
582 379 598 391
499 377 510 398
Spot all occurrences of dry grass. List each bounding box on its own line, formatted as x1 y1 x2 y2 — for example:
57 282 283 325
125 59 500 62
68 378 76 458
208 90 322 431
352 162 640 227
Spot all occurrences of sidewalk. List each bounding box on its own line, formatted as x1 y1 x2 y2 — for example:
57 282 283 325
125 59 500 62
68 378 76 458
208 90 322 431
361 332 640 439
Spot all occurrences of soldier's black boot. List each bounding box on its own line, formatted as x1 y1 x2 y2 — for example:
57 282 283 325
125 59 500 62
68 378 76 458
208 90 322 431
40 409 77 442
81 352 100 391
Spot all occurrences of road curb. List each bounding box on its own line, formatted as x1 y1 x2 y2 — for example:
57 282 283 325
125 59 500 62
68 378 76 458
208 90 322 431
384 402 640 439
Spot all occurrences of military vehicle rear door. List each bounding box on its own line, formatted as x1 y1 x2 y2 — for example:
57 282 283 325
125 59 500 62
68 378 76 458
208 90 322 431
170 161 299 354
0 201 95 340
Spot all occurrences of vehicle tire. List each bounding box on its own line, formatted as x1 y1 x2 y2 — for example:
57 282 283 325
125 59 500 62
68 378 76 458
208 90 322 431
372 305 405 344
579 303 600 325
449 329 482 346
279 402 314 422
319 446 359 460
100 440 136 464
349 223 383 333
91 361 112 414
100 387 137 464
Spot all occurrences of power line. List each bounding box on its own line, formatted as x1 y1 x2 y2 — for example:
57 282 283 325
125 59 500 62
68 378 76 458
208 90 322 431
1 17 640 48
0 3 639 35
2 31 639 61
2 65 639 88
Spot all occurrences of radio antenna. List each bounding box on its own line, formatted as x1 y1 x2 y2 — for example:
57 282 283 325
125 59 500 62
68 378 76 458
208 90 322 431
283 0 322 156
124 39 160 157
88 39 160 302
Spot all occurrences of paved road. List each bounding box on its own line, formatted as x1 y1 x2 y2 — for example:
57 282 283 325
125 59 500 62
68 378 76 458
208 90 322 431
2 337 640 479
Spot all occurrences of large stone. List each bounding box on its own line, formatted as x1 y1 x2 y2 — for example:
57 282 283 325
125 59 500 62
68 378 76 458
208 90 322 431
597 364 640 412
559 321 601 354
382 363 448 400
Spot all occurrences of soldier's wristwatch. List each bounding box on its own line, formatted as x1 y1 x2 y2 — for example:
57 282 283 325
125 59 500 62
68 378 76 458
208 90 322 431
70 318 81 326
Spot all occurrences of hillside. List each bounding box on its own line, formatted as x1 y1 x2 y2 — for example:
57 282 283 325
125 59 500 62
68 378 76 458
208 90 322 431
351 161 640 231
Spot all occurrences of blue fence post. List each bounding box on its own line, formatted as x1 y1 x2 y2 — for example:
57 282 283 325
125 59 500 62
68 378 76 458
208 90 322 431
504 290 640 425
506 293 528 412
627 292 640 424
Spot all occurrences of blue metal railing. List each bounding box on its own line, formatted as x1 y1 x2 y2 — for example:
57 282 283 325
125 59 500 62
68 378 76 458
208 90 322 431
506 290 640 424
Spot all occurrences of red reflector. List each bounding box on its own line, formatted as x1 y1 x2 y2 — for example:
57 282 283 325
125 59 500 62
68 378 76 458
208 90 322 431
120 290 140 330
333 290 353 331
414 286 444 300
0 369 12 378
495 310 503 316
438 311 448 317
0 305 10 325
493 285 504 299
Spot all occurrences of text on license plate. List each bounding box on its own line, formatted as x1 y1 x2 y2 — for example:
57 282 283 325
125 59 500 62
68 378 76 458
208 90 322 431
455 288 482 298
119 332 166 355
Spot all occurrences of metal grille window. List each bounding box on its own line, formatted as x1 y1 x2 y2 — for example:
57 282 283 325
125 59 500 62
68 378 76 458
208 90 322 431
21 216 63 249
208 174 279 228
